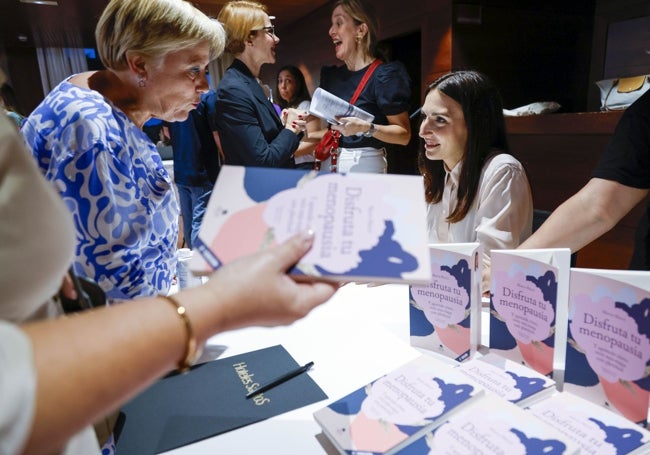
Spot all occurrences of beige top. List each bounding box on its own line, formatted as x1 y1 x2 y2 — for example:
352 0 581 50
0 113 100 454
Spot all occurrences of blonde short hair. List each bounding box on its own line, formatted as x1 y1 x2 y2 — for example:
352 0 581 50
217 1 269 55
96 0 226 70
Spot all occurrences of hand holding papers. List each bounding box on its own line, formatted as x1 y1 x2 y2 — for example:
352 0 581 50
309 87 374 125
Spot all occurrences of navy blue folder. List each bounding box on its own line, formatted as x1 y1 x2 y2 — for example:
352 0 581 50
115 344 327 454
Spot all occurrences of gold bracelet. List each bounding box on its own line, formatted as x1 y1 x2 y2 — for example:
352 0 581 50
160 294 200 373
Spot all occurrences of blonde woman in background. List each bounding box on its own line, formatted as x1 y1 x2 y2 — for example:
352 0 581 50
317 0 411 173
214 0 307 168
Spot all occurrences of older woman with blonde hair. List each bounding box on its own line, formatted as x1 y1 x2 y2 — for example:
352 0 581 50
21 0 225 303
213 0 307 168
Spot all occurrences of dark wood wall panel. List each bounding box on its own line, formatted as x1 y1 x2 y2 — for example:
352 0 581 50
506 111 646 270
451 3 595 113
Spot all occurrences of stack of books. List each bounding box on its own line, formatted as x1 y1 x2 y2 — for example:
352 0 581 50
189 167 650 452
313 249 650 454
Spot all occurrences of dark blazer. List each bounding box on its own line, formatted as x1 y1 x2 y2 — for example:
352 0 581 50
213 59 299 168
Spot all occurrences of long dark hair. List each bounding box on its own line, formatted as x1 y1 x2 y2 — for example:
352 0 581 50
418 71 509 223
275 65 311 109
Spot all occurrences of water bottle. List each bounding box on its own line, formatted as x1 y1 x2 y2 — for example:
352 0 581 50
177 248 203 289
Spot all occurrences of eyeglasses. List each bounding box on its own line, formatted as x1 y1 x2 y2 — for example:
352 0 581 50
254 25 275 37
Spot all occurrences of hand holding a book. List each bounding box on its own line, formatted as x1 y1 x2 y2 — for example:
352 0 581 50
200 230 339 330
330 116 374 138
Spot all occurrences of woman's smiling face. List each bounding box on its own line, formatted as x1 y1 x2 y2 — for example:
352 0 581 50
249 15 279 66
419 88 468 171
328 5 362 62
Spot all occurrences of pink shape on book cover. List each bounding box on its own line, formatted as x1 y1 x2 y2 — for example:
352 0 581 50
435 325 472 356
210 203 271 262
411 261 469 327
516 339 554 376
349 411 407 453
599 375 650 424
571 293 650 383
264 173 391 273
492 270 555 344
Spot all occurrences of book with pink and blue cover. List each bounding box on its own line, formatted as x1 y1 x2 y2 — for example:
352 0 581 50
191 165 431 285
313 354 485 455
563 268 650 426
455 352 556 407
409 243 482 362
394 394 580 454
528 391 650 455
489 248 571 379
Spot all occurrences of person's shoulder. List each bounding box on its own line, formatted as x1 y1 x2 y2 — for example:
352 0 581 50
215 77 250 103
320 64 341 75
377 60 407 73
483 152 527 173
375 60 410 83
29 82 113 133
623 88 650 119
42 79 101 108
320 64 346 82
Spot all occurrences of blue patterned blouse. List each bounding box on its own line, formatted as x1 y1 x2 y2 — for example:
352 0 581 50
21 79 179 302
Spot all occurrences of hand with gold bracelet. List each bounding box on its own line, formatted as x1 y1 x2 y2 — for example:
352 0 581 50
17 231 337 455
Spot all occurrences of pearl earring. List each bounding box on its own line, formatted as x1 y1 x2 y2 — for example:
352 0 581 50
138 75 146 88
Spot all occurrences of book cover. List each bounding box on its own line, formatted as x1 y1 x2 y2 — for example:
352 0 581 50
191 165 431 285
455 352 556 407
115 345 327 454
395 394 580 454
528 391 650 455
409 243 482 362
563 268 650 426
309 87 374 125
489 248 571 378
313 354 485 455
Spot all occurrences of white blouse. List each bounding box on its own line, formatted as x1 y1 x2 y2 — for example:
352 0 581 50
427 153 533 290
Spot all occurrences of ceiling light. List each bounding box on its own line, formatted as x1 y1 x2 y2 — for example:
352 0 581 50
20 0 59 5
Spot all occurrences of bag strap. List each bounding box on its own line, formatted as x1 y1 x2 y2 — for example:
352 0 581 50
349 59 382 104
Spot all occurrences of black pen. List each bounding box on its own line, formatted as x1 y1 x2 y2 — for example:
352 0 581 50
246 361 314 399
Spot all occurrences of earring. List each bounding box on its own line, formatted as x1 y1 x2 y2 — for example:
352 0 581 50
138 75 146 88
356 36 362 43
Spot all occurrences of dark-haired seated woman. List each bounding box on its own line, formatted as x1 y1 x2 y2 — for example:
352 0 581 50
418 71 533 292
